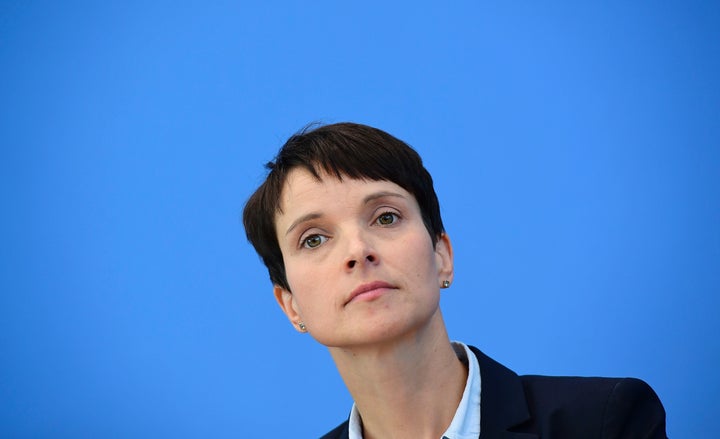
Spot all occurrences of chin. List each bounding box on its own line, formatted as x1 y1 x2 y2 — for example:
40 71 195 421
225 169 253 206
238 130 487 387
320 318 429 350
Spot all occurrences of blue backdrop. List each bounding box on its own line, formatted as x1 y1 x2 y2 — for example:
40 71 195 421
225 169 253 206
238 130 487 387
1 2 718 437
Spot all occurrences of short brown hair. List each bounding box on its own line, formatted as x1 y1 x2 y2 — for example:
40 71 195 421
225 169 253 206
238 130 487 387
243 122 445 290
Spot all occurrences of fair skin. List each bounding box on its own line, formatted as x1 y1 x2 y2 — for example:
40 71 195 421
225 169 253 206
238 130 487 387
273 168 467 439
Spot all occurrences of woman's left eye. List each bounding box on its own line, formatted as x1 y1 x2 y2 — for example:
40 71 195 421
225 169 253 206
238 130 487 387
376 212 399 226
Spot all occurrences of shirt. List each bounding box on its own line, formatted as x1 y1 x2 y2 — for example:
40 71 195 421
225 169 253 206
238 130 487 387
348 341 481 439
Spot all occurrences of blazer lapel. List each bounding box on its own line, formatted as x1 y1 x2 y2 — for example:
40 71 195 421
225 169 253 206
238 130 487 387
469 346 538 439
328 347 538 439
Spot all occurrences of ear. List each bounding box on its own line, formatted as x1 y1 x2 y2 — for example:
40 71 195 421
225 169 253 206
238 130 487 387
435 233 454 286
273 285 304 331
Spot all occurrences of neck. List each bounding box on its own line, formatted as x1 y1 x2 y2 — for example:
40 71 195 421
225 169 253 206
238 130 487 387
328 310 467 439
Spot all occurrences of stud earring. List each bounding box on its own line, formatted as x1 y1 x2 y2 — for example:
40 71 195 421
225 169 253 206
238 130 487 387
442 280 451 289
298 322 307 332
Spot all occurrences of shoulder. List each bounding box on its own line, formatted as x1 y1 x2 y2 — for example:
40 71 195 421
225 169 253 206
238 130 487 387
319 420 349 439
466 345 667 438
518 375 667 438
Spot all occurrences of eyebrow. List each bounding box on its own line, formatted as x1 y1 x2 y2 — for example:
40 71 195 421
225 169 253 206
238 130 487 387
285 212 323 237
362 190 407 204
284 190 408 237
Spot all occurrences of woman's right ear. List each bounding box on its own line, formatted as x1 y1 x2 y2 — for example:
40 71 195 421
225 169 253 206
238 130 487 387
273 285 304 330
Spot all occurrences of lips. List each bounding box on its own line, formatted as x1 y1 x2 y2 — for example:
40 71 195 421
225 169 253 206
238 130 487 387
345 280 395 305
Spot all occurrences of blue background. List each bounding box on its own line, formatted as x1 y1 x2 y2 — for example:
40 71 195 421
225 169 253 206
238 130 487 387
1 1 718 437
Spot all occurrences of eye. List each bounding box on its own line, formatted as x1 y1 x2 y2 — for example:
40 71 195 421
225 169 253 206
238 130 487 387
376 211 399 226
302 234 328 249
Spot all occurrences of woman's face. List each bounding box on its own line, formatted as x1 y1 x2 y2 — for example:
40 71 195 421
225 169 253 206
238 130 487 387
273 167 453 349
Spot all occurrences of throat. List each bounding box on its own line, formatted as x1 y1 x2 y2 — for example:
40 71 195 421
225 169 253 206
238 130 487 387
332 339 469 439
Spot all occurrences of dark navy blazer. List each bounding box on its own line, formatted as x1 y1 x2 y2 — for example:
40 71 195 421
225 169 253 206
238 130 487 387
320 346 667 439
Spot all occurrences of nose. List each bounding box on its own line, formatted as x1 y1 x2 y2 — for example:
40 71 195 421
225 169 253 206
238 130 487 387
344 228 379 271
347 254 376 269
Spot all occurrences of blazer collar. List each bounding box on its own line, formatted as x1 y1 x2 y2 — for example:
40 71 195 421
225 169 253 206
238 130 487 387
469 346 538 439
327 346 538 439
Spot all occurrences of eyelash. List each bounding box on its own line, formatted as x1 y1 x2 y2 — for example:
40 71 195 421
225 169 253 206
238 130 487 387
301 234 328 249
375 211 400 226
298 210 402 250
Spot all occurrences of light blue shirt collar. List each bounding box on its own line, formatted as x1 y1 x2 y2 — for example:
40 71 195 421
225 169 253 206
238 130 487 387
348 341 481 439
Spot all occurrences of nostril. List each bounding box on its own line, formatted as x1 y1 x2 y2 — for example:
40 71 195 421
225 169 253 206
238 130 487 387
366 255 375 263
347 260 356 268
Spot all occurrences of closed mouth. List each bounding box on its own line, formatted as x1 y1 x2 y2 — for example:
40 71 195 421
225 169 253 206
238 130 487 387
345 280 395 305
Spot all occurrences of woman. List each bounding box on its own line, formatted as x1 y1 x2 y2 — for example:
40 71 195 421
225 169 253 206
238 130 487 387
243 122 667 439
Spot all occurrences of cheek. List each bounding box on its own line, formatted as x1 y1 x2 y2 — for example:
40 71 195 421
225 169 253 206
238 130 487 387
285 261 331 314
283 262 310 309
409 233 437 263
395 235 438 279
283 252 314 286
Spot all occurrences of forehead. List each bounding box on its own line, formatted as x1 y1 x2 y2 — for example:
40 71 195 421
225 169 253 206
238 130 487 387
275 168 413 218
